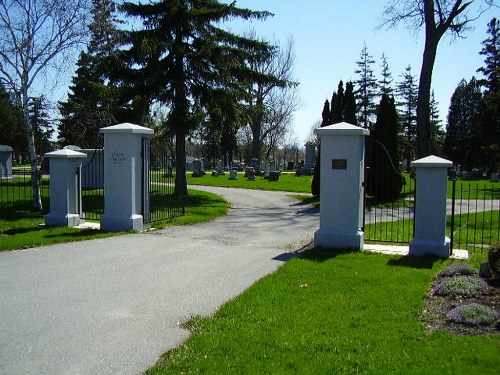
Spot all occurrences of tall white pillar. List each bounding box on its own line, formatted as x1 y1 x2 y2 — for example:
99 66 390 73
44 149 87 227
409 155 452 257
314 122 369 249
100 123 154 232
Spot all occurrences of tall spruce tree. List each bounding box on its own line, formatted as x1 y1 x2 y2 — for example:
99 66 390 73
476 18 500 169
429 90 444 155
443 78 483 168
120 0 280 196
354 43 378 130
378 53 394 97
367 94 402 202
59 0 124 148
396 65 418 170
311 100 331 197
0 84 24 156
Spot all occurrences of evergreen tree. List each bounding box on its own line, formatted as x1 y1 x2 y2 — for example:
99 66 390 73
29 96 54 155
311 99 331 197
476 18 500 169
0 84 24 156
378 53 394 97
321 99 331 127
396 65 418 170
367 94 402 202
331 81 344 123
59 0 124 148
354 43 378 130
429 90 444 155
120 0 279 196
443 78 482 168
343 81 357 125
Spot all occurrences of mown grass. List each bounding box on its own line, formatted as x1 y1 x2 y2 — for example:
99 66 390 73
185 171 313 193
146 249 499 375
0 189 228 252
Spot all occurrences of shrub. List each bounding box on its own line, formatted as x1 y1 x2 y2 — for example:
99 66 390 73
433 276 488 297
488 243 500 279
438 263 478 277
447 303 499 326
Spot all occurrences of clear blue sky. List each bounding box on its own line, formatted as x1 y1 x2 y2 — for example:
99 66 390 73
227 0 498 146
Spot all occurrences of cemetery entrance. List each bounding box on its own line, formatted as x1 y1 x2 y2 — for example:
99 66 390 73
363 140 415 244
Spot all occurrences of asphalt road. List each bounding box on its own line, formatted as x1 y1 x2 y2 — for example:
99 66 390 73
0 187 319 375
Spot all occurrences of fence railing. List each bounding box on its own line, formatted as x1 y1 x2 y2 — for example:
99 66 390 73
449 179 500 252
0 168 50 218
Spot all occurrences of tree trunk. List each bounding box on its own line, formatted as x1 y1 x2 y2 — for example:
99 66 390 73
251 120 261 160
21 89 42 210
174 130 188 196
416 32 439 159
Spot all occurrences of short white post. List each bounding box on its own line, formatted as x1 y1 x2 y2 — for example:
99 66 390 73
100 123 153 232
314 122 369 249
44 149 87 227
409 155 452 257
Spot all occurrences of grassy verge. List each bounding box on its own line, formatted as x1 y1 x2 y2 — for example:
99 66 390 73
146 249 498 375
0 189 228 252
185 171 313 193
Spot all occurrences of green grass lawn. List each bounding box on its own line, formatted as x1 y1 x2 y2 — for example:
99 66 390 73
0 189 228 252
146 249 499 375
185 171 313 193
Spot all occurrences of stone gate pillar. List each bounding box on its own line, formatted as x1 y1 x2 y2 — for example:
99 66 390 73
100 123 153 232
409 155 452 257
44 149 87 227
314 122 369 249
0 145 13 178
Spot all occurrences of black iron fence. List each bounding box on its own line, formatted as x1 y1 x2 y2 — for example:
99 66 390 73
449 179 500 252
80 149 104 222
0 167 50 218
363 174 415 244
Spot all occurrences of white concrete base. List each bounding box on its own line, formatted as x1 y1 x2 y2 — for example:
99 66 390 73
364 244 468 259
45 213 82 228
409 237 451 258
100 214 144 232
314 228 364 250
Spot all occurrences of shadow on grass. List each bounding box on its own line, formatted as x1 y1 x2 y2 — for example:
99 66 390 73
2 225 45 235
300 246 360 263
387 255 443 269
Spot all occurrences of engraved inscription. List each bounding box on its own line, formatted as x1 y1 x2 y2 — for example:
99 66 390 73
110 152 127 166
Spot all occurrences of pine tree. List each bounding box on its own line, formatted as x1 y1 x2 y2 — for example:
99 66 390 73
429 91 444 155
29 96 54 155
120 0 279 196
378 53 394 97
354 43 378 130
312 100 330 197
344 81 357 125
59 0 124 148
443 78 482 168
321 99 331 127
367 94 402 202
396 65 418 170
476 18 500 170
0 84 24 156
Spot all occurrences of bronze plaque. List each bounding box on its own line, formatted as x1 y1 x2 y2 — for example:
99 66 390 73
332 159 347 170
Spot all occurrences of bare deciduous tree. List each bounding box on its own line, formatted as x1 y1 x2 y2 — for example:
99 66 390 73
0 0 90 209
245 33 300 162
380 0 495 158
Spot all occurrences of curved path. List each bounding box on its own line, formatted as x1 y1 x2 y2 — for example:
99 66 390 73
0 187 319 375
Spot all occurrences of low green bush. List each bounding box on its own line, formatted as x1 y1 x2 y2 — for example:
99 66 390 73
438 263 478 277
447 303 499 326
433 276 488 297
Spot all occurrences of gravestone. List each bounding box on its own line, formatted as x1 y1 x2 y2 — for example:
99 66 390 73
192 159 204 177
165 156 174 177
250 158 260 175
246 167 256 181
0 145 13 178
303 143 316 174
229 169 238 180
490 173 499 182
216 163 225 176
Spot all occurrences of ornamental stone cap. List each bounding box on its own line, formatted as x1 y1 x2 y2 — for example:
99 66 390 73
44 149 87 159
99 123 154 136
315 122 370 137
0 145 14 152
410 155 452 168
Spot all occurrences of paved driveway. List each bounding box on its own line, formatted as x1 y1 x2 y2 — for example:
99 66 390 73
0 187 319 375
